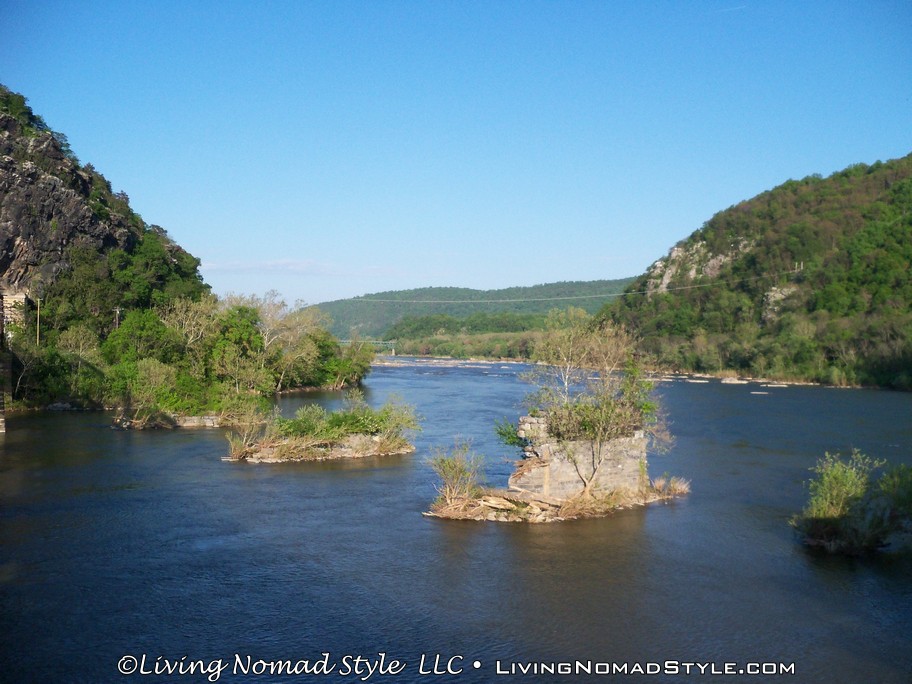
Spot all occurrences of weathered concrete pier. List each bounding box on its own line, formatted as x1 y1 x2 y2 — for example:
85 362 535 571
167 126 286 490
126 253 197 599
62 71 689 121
0 290 26 433
0 293 6 433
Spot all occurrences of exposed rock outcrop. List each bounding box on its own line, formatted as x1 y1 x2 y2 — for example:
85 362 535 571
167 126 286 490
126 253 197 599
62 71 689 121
0 112 140 293
761 285 798 323
645 237 752 295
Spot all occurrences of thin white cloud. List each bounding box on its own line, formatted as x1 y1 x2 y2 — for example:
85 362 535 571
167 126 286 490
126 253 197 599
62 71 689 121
203 258 332 274
201 259 402 278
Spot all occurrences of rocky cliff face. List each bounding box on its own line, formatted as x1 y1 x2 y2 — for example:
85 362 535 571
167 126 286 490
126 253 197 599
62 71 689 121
0 112 140 293
644 237 753 295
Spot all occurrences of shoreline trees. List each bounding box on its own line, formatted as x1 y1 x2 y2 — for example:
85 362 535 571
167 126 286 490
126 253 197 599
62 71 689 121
10 289 372 423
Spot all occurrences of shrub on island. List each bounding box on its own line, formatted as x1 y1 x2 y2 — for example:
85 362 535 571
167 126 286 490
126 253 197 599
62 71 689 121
791 450 912 555
226 391 420 462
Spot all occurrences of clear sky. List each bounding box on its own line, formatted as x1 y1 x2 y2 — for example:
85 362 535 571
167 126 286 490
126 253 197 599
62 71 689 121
3 1 910 305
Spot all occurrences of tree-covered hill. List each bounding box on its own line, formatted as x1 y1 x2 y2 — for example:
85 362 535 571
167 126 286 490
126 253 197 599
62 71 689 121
601 153 912 389
317 279 635 339
0 84 370 413
0 84 207 324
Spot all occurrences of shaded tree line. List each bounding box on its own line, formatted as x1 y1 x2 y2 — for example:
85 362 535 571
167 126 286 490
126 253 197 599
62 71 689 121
319 278 635 339
385 311 548 339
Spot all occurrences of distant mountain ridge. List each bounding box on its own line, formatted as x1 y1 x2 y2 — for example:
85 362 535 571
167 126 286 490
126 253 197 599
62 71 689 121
317 279 635 338
602 152 912 388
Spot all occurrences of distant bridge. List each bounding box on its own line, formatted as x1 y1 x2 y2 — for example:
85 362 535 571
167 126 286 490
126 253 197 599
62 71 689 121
339 339 397 355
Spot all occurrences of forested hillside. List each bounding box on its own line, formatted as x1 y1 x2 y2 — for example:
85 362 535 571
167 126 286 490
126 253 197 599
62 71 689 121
602 154 912 388
0 84 370 415
318 279 634 338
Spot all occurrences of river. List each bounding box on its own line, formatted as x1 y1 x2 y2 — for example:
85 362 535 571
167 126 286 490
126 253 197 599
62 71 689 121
1 359 910 683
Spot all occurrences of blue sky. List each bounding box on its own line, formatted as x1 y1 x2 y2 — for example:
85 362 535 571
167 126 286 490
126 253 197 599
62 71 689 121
3 1 911 305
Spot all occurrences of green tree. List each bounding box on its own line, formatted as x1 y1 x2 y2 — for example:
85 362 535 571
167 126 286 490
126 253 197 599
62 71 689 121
40 246 121 335
101 309 182 365
112 229 206 309
158 295 220 380
57 324 106 404
526 307 597 405
323 335 374 390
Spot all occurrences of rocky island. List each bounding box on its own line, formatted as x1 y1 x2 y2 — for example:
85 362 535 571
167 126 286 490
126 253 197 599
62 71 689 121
426 310 690 523
426 414 688 523
225 391 420 464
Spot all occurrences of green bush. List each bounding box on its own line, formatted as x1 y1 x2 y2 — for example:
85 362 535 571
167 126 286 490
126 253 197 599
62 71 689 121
273 390 419 444
802 449 880 520
276 404 334 440
879 464 912 518
494 417 529 448
791 450 912 555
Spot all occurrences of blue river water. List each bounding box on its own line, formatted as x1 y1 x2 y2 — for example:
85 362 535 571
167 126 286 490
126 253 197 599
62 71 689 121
1 359 911 683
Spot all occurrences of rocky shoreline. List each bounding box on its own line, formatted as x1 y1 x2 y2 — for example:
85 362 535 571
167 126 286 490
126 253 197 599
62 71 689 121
111 412 222 430
372 355 838 388
230 434 415 464
425 487 678 523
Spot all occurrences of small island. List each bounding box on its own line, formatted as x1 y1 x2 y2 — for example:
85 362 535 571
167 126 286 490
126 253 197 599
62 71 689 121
225 390 420 463
426 311 689 523
426 418 689 523
790 449 912 555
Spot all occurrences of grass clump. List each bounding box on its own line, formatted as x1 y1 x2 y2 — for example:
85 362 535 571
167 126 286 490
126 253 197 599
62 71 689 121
646 470 690 500
428 442 486 510
791 449 912 555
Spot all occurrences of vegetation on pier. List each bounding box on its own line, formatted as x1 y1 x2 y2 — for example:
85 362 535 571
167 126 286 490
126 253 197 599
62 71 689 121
426 309 686 522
